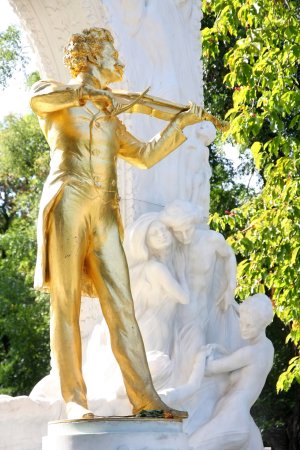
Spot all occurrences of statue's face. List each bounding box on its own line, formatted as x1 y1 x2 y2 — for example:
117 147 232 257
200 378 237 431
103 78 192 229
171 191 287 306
146 221 172 251
239 311 262 340
172 222 196 245
96 41 124 83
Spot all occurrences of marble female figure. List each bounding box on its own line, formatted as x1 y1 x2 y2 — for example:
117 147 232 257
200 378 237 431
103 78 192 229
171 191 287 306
125 213 188 360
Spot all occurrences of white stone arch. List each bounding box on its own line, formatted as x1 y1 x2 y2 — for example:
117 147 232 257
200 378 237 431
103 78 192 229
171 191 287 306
8 0 110 81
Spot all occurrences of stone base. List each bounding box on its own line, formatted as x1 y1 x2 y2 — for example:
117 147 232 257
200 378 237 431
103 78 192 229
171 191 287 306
42 416 188 450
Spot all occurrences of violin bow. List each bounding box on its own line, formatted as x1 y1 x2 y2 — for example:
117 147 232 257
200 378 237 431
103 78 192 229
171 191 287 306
112 87 229 132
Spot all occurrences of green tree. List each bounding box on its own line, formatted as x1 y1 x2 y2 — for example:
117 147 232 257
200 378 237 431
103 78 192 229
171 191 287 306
202 0 300 446
209 142 256 218
0 26 27 88
0 113 50 395
0 24 49 396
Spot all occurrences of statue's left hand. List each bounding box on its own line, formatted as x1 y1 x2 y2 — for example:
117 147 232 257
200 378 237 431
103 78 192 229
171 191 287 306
175 102 203 128
217 289 234 311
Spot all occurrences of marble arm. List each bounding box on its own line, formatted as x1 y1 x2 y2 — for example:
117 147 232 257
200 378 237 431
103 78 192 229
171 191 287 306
205 346 250 376
161 351 207 403
147 261 189 305
220 248 237 310
221 245 237 285
226 250 237 289
213 236 237 309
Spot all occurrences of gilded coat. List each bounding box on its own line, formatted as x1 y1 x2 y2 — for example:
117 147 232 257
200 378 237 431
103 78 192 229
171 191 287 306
30 80 187 297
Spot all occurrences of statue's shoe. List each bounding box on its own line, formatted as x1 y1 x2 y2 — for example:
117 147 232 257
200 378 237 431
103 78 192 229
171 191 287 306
133 400 188 419
66 401 95 420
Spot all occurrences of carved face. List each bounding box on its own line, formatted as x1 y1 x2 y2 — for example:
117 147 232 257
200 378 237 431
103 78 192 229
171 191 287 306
239 310 263 340
146 221 173 251
96 41 124 83
172 222 196 245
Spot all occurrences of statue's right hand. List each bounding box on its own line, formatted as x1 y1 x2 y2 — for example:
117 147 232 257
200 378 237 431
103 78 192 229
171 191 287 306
81 86 115 110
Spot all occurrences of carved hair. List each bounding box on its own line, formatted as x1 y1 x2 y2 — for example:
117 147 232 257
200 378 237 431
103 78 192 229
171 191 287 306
240 294 273 327
160 200 200 230
124 213 160 267
64 28 114 77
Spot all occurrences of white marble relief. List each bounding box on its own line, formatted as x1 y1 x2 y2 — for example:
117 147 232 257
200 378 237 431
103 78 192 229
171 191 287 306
0 2 274 449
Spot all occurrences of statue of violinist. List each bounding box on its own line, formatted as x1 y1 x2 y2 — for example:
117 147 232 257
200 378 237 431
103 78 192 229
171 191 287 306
30 27 226 421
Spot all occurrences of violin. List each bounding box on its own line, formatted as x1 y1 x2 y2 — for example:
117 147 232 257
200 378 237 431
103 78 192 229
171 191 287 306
110 87 229 132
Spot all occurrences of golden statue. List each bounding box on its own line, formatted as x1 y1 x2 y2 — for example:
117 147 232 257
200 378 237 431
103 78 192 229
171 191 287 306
30 27 223 421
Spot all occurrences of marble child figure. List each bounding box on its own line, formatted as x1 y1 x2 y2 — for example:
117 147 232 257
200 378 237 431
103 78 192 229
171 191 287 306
190 294 274 450
30 28 203 420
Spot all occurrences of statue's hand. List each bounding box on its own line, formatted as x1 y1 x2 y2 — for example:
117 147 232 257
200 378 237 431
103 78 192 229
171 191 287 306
205 343 218 360
81 86 116 111
217 289 234 312
175 102 203 128
204 343 228 360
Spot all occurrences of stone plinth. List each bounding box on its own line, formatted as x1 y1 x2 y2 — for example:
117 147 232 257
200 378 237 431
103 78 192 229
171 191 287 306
42 416 188 450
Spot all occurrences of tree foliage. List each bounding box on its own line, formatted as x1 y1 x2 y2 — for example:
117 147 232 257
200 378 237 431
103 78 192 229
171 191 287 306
0 114 50 395
203 0 300 386
0 26 27 88
202 0 300 444
209 142 255 217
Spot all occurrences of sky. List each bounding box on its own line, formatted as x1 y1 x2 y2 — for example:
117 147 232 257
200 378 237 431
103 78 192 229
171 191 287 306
0 0 38 119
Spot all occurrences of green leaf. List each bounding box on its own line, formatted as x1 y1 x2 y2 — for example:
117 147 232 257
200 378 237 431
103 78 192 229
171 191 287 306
291 247 299 265
251 141 263 169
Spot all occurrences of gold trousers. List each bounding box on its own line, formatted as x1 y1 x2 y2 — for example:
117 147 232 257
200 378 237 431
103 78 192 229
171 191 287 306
48 181 159 411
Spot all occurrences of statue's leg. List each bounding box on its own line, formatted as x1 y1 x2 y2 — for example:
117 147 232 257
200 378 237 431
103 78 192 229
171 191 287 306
47 185 93 419
85 214 188 418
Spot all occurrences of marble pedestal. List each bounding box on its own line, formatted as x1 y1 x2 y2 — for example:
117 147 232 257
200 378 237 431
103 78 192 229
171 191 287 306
42 417 188 450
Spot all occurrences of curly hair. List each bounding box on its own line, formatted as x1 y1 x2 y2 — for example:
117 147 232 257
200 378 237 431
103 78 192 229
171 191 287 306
240 294 273 327
159 200 200 231
64 28 114 77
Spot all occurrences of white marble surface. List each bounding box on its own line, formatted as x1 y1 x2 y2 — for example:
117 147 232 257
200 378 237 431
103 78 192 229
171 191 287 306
0 1 275 450
0 395 62 450
42 418 188 450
